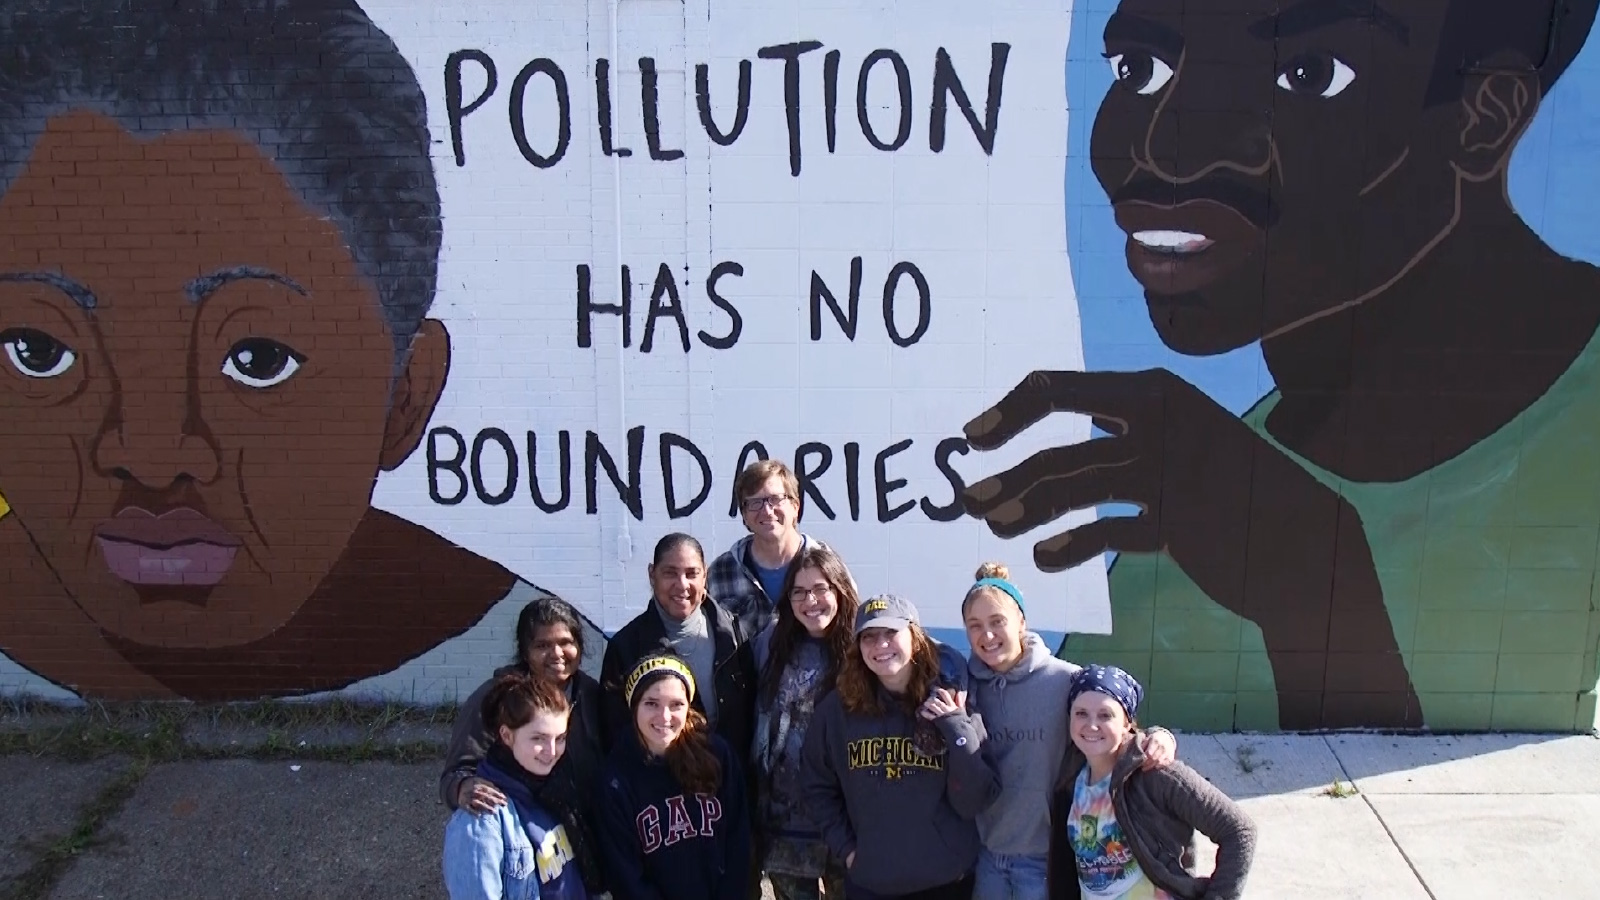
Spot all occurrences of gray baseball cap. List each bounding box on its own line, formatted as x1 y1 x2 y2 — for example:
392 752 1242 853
855 593 920 636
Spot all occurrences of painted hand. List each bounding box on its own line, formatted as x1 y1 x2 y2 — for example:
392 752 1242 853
961 368 1333 624
458 776 507 814
962 368 1421 729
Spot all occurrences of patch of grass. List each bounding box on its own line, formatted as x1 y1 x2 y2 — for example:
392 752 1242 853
0 698 454 764
1322 778 1359 799
0 699 455 899
1234 744 1263 774
2 759 148 900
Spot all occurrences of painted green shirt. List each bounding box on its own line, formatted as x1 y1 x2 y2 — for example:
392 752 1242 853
1066 332 1600 731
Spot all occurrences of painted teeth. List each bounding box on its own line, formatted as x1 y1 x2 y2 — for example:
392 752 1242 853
1132 229 1210 252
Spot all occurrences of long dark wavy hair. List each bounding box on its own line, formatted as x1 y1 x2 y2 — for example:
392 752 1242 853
758 544 861 708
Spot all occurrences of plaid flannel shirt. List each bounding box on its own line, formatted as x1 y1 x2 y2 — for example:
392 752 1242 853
707 533 838 639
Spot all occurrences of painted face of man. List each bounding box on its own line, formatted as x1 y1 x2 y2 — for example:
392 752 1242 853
1090 0 1473 354
0 111 441 649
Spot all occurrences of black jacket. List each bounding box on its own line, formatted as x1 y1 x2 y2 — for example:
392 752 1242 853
599 596 757 759
440 665 608 893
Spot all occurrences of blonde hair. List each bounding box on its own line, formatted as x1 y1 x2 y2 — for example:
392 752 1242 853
963 561 1024 618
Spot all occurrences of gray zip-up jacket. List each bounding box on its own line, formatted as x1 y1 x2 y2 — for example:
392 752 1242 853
1048 737 1256 900
800 686 1001 898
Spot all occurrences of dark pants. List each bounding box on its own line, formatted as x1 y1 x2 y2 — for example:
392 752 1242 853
846 873 975 900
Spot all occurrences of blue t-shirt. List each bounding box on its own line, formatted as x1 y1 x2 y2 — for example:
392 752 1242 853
754 561 788 607
747 536 807 605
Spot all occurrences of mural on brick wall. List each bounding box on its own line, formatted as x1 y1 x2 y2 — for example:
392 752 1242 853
3 0 1598 732
973 0 1600 731
0 0 1104 704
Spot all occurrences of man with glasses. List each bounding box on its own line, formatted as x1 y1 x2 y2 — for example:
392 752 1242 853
709 460 848 637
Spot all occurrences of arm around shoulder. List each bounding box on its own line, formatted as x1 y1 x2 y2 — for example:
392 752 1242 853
440 675 498 810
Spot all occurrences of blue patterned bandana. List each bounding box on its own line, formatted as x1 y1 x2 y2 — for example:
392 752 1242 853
1067 665 1143 720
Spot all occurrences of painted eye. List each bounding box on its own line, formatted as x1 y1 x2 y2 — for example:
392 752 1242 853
1108 51 1175 96
0 327 77 378
1276 54 1356 98
221 337 305 388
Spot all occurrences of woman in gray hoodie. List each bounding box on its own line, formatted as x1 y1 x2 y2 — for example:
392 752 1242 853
962 564 1177 900
801 593 1000 900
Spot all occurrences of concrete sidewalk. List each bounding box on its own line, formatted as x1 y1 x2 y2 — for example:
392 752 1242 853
4 730 1598 899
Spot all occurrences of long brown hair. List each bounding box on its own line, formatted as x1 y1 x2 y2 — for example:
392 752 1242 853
629 655 723 795
758 544 861 707
836 622 941 717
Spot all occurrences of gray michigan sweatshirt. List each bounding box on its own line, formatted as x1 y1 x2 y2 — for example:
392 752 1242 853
799 671 1000 897
968 632 1081 858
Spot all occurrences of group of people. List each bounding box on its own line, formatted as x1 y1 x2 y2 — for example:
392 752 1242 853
439 460 1258 900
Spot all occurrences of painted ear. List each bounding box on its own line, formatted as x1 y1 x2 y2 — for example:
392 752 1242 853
380 318 451 472
1452 53 1541 182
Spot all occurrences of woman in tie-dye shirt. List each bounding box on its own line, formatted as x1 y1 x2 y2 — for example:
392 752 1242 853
1046 667 1256 900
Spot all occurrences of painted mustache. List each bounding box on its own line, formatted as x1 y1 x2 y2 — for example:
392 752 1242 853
1109 177 1279 230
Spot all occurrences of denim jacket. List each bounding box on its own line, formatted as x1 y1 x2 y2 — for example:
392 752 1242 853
443 756 589 900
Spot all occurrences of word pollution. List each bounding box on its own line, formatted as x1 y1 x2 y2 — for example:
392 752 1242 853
445 40 1010 176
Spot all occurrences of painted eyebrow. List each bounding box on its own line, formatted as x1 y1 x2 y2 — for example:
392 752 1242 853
1103 12 1185 60
1247 0 1410 45
0 271 99 310
184 266 307 304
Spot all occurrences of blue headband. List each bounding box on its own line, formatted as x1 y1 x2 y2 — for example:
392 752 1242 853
970 577 1025 612
1068 665 1143 719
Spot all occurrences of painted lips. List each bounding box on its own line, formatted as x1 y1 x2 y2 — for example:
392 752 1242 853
93 507 242 586
1114 200 1265 296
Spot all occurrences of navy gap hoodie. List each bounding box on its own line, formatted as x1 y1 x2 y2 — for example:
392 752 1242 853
596 727 752 900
